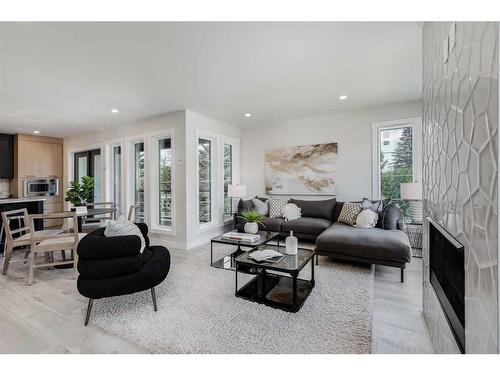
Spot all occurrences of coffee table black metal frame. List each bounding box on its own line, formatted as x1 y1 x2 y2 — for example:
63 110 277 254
235 245 315 313
210 230 279 271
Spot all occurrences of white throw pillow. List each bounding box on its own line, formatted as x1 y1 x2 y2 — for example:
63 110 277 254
104 219 146 253
251 198 269 216
283 203 301 221
355 209 378 228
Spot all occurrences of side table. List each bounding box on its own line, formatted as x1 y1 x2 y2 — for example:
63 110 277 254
405 221 422 258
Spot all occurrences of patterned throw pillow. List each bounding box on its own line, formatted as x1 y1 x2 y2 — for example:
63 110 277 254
104 219 146 253
338 202 362 226
269 198 288 218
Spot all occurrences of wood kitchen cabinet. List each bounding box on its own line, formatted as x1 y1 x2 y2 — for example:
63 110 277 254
9 134 64 199
17 136 63 178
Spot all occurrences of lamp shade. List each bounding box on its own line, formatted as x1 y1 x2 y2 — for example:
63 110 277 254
227 184 246 198
400 182 422 200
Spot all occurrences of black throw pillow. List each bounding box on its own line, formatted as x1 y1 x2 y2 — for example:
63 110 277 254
237 199 254 214
380 201 402 230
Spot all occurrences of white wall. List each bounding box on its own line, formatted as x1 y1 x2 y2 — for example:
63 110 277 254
185 110 241 248
63 109 241 250
64 111 188 247
240 100 422 202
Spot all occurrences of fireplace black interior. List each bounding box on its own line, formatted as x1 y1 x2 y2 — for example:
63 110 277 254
428 217 465 353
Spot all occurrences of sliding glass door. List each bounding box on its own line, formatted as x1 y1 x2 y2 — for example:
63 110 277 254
73 149 102 203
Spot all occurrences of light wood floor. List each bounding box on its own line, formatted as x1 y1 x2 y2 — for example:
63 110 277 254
0 246 433 354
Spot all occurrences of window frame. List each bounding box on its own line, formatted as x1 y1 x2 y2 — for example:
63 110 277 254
196 131 219 231
221 137 240 223
148 130 176 234
126 137 147 224
371 117 422 200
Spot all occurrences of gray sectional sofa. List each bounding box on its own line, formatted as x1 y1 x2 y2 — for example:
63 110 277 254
236 197 412 282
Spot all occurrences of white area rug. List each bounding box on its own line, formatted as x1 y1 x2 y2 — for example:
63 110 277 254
89 247 374 353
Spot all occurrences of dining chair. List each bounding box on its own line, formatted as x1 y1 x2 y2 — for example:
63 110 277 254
1 209 63 276
82 202 116 232
27 212 84 285
127 203 140 222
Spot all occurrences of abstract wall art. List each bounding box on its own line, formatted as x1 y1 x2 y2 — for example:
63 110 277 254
265 142 338 195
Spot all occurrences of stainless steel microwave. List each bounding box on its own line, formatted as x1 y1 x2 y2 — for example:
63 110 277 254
23 178 59 197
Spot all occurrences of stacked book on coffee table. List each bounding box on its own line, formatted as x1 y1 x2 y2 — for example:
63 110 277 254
220 231 260 244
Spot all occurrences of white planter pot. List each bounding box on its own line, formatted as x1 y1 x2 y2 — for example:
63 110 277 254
244 222 259 234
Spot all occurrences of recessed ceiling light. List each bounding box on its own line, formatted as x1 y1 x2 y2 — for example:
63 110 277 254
244 113 252 118
111 108 119 113
33 130 40 134
339 95 348 100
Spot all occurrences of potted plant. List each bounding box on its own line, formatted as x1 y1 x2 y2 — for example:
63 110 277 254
238 209 265 234
65 176 94 213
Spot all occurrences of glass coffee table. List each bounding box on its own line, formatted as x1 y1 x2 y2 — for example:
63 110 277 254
210 230 279 271
235 244 315 313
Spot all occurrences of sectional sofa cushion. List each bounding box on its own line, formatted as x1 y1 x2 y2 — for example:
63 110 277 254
316 222 411 264
281 217 332 235
289 198 336 220
260 217 285 232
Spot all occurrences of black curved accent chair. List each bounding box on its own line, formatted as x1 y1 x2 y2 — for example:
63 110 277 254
77 223 171 326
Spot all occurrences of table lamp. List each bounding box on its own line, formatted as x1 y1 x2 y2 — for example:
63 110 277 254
400 182 422 223
228 184 247 215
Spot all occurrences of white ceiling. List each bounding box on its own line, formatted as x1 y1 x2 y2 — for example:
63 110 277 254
0 22 422 137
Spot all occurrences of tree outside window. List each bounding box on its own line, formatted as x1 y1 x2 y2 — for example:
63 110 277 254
379 127 413 219
199 138 212 223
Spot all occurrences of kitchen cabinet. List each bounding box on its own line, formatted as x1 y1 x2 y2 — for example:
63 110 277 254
0 134 14 178
9 134 64 202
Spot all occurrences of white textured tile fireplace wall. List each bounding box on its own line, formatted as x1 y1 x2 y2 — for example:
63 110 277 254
422 22 498 353
240 100 422 201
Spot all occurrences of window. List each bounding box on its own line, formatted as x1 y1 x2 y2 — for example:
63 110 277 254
372 117 422 220
223 143 233 220
198 138 212 224
134 142 145 223
112 145 122 217
379 126 413 200
158 138 172 227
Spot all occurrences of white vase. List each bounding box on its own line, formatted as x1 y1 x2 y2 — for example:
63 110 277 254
285 231 298 255
244 222 258 234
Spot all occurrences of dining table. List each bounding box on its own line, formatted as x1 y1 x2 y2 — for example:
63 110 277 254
75 207 117 233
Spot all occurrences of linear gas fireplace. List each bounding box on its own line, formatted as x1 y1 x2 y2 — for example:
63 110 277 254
428 217 465 353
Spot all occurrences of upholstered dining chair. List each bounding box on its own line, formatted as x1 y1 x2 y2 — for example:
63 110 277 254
27 212 85 285
127 203 140 222
1 209 64 276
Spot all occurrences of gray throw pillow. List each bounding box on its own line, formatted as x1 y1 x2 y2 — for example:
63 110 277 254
251 198 269 216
